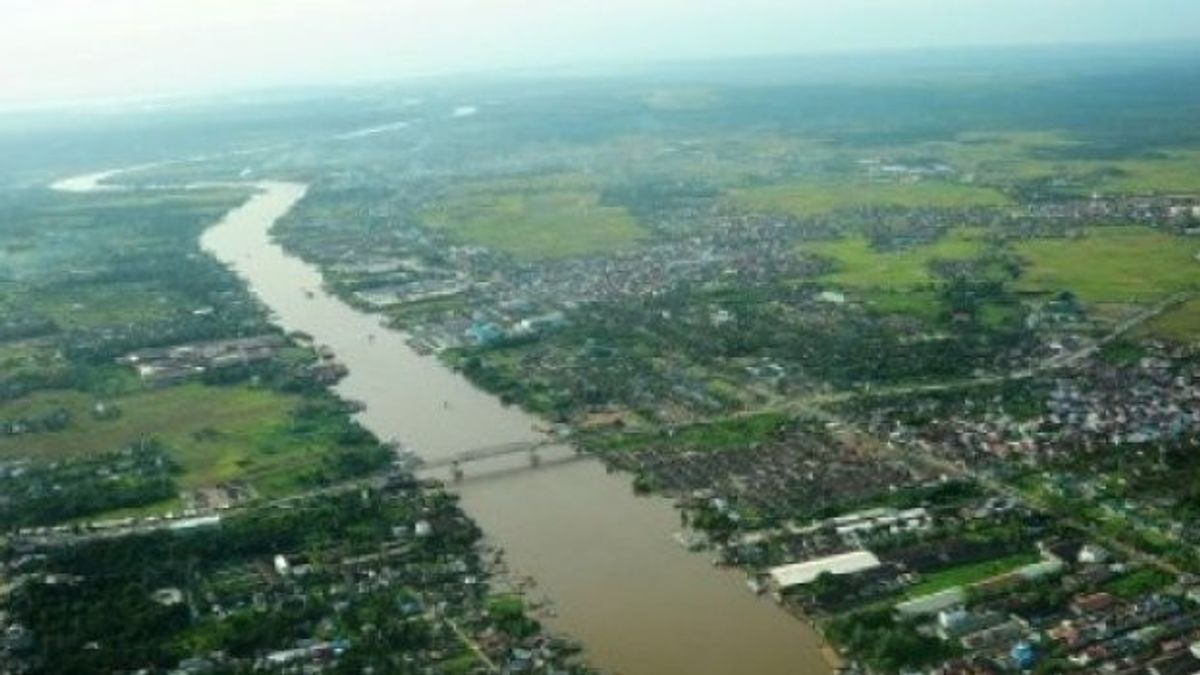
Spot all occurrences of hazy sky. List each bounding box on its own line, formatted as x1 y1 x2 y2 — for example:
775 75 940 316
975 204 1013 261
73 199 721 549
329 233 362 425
3 0 1199 105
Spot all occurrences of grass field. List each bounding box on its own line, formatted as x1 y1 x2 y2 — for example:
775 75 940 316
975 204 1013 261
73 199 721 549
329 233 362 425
1097 151 1200 194
1015 227 1200 303
734 179 1010 217
935 132 1200 194
422 176 647 260
805 229 986 289
33 281 187 330
904 552 1042 599
0 340 65 380
590 411 792 454
1138 297 1200 342
0 383 331 495
862 289 944 321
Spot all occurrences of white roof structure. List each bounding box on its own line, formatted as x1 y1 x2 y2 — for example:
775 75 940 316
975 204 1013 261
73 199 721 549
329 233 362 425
768 550 881 590
896 587 968 618
168 514 221 530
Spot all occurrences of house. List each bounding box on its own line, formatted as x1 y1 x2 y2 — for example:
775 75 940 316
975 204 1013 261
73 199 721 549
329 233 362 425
1078 544 1110 564
936 608 1006 641
817 290 847 305
1010 641 1037 670
152 587 185 607
1072 592 1116 616
465 322 505 346
959 618 1024 650
896 587 967 618
273 553 312 577
518 311 567 333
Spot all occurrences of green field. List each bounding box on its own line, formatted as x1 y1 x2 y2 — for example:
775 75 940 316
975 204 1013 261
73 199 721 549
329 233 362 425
32 281 187 330
805 230 985 289
903 552 1042 599
0 340 65 380
934 132 1200 194
734 179 1011 217
1139 297 1200 342
1096 151 1200 194
1015 227 1200 303
422 176 647 260
589 411 792 454
0 383 334 495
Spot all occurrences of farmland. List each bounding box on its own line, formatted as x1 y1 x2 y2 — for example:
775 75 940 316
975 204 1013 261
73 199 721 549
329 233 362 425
1015 226 1200 303
733 180 1011 217
805 229 986 289
0 384 301 488
422 177 647 260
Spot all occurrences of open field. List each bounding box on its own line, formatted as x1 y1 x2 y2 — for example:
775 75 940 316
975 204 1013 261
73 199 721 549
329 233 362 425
902 551 1042 599
862 289 944 321
1015 226 1200 303
733 179 1011 217
1093 150 1200 194
1138 297 1200 343
422 176 647 260
0 383 336 495
0 339 65 380
932 132 1200 194
31 281 188 330
805 229 985 289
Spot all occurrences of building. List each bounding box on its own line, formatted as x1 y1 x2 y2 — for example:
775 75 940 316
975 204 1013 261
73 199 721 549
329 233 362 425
896 587 968 618
767 550 881 597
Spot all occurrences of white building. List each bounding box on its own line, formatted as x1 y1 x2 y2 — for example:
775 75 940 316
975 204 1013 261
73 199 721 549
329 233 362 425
767 550 881 597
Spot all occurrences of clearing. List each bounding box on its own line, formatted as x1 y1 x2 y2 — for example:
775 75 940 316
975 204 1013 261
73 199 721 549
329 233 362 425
1015 226 1200 303
422 175 647 260
0 383 334 495
805 229 986 289
734 179 1010 218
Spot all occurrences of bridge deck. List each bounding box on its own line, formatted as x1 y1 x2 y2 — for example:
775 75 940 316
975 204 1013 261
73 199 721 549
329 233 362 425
419 438 560 469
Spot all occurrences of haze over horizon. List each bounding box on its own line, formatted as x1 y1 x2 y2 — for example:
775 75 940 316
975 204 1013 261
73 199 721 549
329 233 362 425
4 0 1200 107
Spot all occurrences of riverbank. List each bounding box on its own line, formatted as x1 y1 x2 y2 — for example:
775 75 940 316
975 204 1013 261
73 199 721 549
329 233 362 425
199 180 832 674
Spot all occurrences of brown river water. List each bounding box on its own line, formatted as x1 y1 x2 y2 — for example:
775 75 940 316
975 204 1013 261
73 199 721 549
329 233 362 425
192 181 832 675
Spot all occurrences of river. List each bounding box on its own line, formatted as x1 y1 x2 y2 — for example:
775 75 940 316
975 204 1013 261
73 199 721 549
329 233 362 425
70 175 832 674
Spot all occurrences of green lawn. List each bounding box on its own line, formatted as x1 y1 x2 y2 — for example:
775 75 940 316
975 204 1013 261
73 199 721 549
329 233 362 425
904 552 1042 599
734 179 1010 217
0 383 329 495
1102 567 1174 599
1015 227 1200 303
805 230 985 289
1139 297 1200 342
422 177 647 260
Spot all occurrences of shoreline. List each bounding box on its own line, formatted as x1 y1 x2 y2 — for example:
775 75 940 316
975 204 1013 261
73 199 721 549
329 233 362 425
53 168 834 675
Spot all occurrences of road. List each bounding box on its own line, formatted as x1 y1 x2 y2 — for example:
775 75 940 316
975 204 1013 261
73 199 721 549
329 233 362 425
657 290 1195 576
17 292 1192 559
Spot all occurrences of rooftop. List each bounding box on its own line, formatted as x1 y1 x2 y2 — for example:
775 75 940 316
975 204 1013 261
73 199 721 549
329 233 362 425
768 550 881 589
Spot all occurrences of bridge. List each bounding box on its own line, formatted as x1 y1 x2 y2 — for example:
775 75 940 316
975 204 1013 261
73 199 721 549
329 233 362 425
414 438 570 480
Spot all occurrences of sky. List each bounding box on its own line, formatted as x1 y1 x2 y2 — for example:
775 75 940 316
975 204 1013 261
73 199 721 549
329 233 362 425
2 0 1200 106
